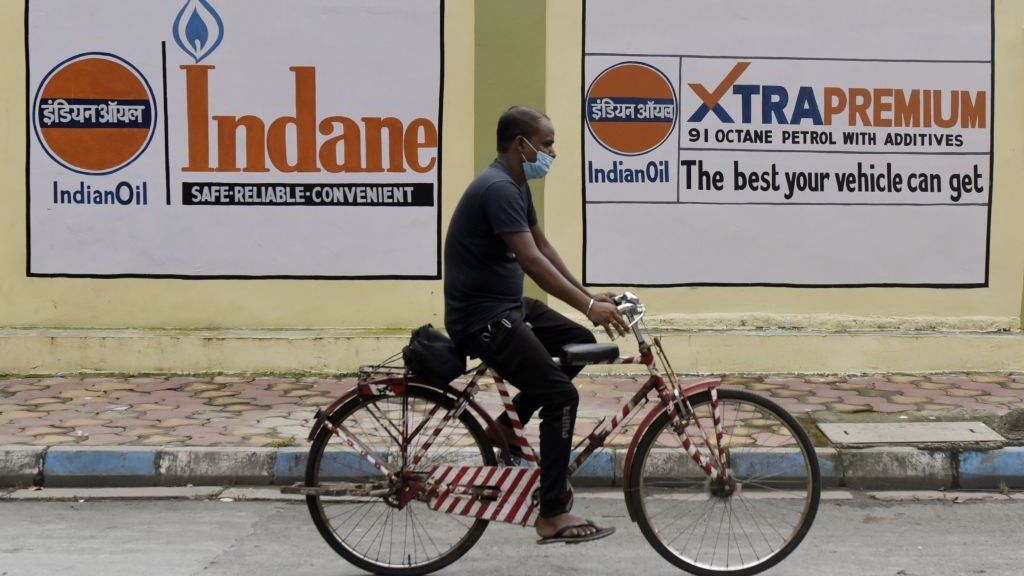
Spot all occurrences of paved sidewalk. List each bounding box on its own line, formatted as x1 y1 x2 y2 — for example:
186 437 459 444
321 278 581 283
2 373 1023 448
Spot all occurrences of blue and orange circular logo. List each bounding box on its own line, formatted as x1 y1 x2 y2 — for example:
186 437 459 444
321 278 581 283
585 62 677 156
33 52 157 175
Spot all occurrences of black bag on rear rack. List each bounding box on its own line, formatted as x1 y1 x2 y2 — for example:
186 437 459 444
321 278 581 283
402 324 466 387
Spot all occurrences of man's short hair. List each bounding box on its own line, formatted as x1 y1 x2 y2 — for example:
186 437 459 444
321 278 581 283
496 106 549 152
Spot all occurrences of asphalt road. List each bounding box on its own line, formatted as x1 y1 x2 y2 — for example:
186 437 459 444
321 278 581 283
0 492 1020 576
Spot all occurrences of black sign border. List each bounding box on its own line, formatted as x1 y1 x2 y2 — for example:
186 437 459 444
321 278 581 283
26 0 445 281
580 0 995 289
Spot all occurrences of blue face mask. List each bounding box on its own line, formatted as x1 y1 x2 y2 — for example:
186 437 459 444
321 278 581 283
521 138 554 180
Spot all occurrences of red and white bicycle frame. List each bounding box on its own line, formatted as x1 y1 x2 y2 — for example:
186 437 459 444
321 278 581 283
304 294 731 527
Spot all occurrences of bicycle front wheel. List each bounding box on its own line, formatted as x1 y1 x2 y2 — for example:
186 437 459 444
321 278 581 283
628 389 820 576
306 385 496 576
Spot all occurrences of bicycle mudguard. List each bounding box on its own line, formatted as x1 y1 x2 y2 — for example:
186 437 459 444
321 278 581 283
427 465 541 527
621 378 720 522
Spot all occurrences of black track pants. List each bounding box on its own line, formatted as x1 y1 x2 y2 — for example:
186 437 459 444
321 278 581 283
458 297 596 518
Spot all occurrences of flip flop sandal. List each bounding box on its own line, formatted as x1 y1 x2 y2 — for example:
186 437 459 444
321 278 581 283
536 523 616 545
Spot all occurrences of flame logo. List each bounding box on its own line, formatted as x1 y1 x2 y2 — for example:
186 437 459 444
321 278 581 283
173 0 225 63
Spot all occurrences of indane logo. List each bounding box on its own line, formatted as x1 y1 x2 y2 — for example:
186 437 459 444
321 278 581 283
173 0 225 64
173 0 438 175
688 62 987 129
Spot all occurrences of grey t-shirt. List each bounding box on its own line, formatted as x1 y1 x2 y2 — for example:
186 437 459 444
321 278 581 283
444 159 538 343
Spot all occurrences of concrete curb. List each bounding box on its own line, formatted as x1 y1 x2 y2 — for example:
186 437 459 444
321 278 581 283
1 444 1022 490
0 446 44 487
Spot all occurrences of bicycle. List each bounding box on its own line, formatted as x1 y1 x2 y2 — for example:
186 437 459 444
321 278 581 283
283 292 820 576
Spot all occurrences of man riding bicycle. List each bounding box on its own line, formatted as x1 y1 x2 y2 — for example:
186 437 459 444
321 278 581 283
444 106 629 544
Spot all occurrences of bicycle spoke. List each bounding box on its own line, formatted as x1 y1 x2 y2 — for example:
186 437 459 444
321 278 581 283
635 391 819 573
309 389 492 572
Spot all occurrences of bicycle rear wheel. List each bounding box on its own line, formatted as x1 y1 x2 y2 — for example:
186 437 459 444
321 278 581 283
628 389 820 576
306 385 496 576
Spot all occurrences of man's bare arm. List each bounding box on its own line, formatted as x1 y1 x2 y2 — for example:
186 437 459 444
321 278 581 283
530 225 590 297
530 225 617 305
502 231 627 335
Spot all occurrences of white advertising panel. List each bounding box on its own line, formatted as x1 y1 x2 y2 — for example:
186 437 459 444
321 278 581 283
28 0 443 278
583 0 992 286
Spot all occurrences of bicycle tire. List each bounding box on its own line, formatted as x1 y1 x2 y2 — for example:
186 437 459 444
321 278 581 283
306 384 497 576
628 389 820 576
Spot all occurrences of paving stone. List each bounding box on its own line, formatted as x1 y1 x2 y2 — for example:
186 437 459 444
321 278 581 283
826 403 873 413
0 410 44 422
944 388 985 397
229 426 272 436
846 377 887 387
181 383 222 393
56 389 96 399
881 375 921 384
0 423 28 437
970 374 1011 384
73 425 127 435
139 436 189 446
919 403 955 412
889 396 930 405
978 395 1022 405
223 405 262 413
131 427 173 437
86 381 135 392
133 403 178 411
929 396 985 408
928 375 975 386
248 436 289 446
167 377 207 385
765 389 806 398
196 390 239 399
763 377 807 386
282 390 319 398
207 396 252 406
806 376 844 384
78 434 137 446
2 383 45 393
24 397 69 406
30 435 79 445
212 376 253 384
802 396 834 405
720 376 760 385
916 381 954 390
152 418 199 428
744 382 782 392
24 426 74 436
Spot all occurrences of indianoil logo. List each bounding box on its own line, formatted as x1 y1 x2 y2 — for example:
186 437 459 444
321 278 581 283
585 62 678 156
32 53 157 175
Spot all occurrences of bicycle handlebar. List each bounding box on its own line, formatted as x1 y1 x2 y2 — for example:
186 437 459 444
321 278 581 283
613 291 646 330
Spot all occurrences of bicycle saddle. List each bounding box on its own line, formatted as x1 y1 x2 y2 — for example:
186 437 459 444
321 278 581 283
560 343 619 366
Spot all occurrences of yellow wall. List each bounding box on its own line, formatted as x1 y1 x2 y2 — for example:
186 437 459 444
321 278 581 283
1 0 1022 375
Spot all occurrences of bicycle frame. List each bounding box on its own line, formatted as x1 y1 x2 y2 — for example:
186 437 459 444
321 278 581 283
301 294 732 525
